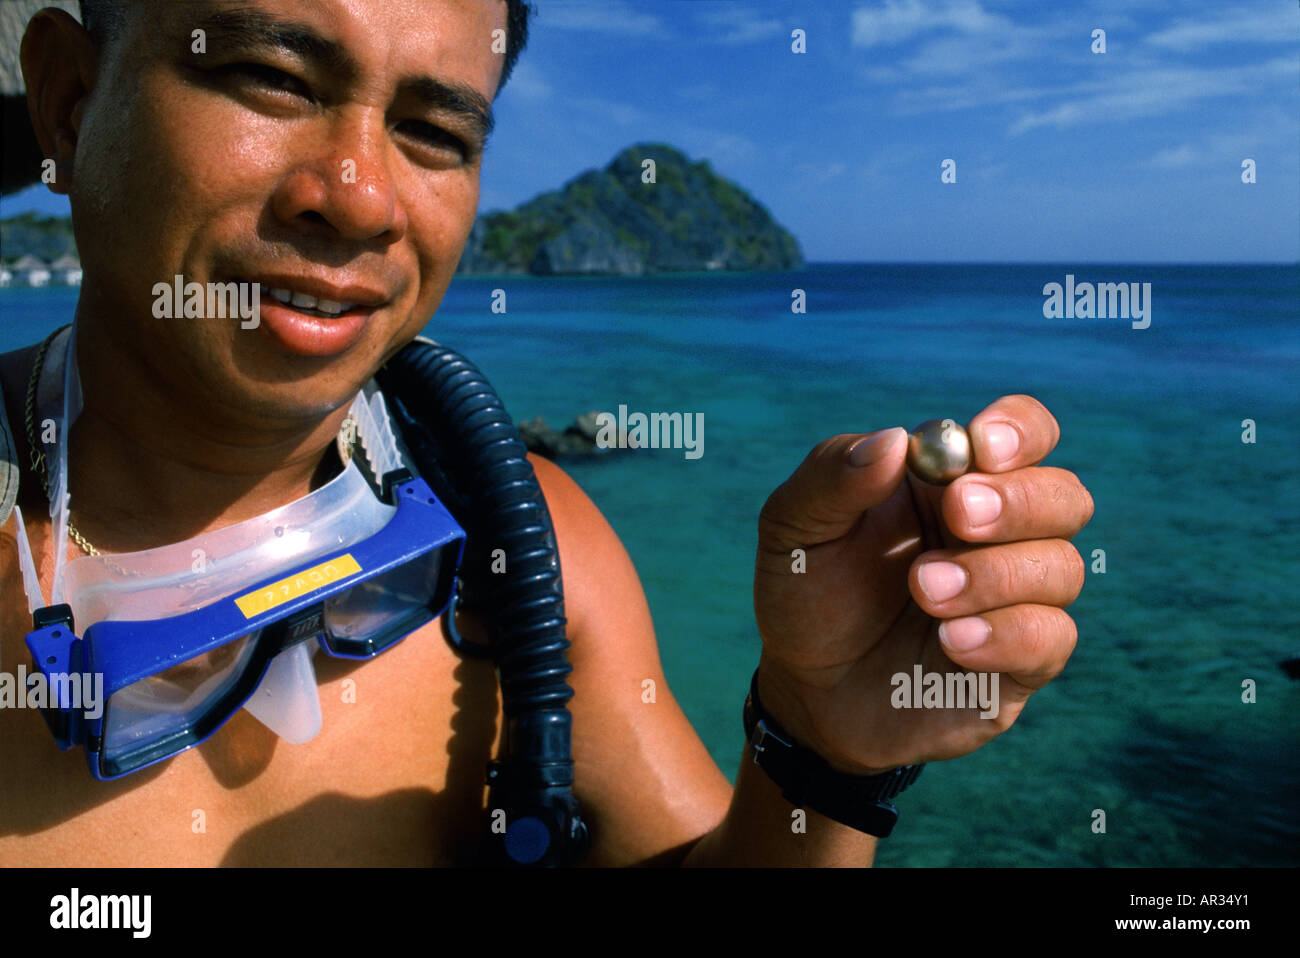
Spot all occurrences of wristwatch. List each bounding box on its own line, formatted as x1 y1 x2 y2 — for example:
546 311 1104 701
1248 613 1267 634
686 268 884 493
743 668 925 838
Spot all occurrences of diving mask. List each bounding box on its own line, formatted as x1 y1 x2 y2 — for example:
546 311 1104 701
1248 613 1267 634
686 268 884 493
18 326 466 779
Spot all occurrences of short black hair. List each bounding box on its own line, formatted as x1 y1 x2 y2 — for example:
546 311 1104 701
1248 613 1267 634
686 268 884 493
77 0 533 92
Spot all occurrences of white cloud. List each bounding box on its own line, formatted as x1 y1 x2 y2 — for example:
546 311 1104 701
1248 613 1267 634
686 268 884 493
863 65 904 83
688 130 760 169
1143 123 1297 171
793 160 848 185
1147 144 1199 169
1147 9 1299 51
899 32 1035 76
537 2 667 37
1007 58 1298 135
570 95 656 128
1008 102 1083 135
501 59 550 102
692 7 786 46
851 0 1011 48
891 79 1061 112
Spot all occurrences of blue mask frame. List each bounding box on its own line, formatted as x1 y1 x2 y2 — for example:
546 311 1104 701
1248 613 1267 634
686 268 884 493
24 471 465 780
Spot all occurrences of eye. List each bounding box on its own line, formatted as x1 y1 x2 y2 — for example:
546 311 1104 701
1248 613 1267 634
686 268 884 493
397 120 469 158
221 62 310 97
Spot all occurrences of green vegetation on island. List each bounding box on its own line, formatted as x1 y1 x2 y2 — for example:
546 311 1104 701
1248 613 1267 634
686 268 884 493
0 211 78 263
457 143 803 275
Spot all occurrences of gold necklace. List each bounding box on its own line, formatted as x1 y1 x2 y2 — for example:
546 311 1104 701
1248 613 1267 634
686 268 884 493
25 328 358 561
25 326 104 558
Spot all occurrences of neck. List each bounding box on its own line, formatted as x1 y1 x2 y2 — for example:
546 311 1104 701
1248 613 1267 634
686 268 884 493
60 321 352 555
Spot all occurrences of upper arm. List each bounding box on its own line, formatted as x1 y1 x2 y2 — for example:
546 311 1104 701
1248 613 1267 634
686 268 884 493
527 453 733 866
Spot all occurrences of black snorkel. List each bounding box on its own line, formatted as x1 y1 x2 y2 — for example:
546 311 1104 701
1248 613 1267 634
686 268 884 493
376 341 590 867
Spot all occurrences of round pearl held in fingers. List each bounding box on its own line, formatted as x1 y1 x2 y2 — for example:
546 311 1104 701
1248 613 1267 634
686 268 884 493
906 419 971 485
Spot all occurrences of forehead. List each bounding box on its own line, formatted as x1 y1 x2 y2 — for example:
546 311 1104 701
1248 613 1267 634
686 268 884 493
134 0 508 95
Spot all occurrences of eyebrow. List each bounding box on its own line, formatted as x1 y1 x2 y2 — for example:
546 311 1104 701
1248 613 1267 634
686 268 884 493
192 4 495 145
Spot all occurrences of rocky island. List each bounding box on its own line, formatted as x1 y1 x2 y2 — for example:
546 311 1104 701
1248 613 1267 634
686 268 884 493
457 143 803 276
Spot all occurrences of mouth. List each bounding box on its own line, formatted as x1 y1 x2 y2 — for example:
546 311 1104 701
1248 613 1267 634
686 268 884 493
250 274 387 316
237 274 388 357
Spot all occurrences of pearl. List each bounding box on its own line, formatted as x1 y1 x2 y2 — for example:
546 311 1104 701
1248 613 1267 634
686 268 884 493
906 419 971 485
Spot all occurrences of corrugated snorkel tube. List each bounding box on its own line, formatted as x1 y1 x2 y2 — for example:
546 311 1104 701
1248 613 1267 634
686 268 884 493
376 340 590 867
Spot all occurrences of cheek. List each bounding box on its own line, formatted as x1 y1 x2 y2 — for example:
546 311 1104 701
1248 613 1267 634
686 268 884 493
139 91 278 227
74 80 243 280
410 173 480 299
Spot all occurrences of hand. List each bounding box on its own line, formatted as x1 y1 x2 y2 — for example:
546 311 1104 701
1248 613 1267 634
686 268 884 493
752 395 1093 774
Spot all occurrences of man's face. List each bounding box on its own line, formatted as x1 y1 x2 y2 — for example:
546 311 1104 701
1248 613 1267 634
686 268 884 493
67 0 506 425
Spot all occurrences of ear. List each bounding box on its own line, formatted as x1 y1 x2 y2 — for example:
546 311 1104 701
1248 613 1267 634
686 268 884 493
20 8 100 196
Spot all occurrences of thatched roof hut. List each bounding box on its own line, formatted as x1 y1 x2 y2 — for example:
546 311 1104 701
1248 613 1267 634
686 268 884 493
2 1 79 195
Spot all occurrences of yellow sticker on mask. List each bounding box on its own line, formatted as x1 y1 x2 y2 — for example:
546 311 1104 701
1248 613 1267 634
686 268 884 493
234 554 363 619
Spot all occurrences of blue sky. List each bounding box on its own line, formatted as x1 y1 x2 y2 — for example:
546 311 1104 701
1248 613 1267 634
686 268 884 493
5 0 1298 262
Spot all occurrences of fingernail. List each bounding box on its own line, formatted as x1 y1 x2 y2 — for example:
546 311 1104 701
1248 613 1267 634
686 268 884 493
939 616 990 652
917 561 967 603
981 423 1019 465
847 427 904 467
960 482 1002 528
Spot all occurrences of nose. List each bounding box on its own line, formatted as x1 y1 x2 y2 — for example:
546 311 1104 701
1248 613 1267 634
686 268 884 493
270 105 409 244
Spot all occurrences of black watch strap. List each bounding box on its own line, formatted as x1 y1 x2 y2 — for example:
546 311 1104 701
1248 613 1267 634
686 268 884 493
743 668 924 838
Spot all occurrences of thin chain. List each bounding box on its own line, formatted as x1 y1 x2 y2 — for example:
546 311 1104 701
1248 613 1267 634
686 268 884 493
26 329 360 567
25 326 110 560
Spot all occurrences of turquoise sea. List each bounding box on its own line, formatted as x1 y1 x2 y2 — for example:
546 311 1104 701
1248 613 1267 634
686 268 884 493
3 263 1297 866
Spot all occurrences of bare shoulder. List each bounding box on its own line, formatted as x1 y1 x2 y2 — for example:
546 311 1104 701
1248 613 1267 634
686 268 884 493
524 452 655 678
525 453 733 865
525 453 638 641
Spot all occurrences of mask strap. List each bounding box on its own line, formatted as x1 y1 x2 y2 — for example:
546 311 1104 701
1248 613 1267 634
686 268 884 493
5 504 45 671
352 387 403 479
12 505 46 616
32 323 80 607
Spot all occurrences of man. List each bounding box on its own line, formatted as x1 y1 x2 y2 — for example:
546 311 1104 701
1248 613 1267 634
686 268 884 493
0 0 1093 866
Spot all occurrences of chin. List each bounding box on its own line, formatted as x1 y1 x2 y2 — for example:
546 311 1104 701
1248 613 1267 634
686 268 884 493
240 380 361 424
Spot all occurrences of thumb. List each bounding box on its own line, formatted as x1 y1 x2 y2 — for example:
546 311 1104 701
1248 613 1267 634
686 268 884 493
759 427 909 551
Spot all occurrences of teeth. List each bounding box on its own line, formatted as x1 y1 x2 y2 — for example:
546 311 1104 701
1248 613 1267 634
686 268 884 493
256 284 356 316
